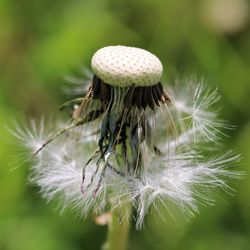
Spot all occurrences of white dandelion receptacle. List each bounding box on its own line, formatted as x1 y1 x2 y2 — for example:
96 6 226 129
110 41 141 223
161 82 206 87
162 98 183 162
91 45 163 87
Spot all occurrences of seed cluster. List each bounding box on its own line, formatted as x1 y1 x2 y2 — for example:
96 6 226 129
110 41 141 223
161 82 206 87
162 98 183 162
91 75 170 110
16 45 239 230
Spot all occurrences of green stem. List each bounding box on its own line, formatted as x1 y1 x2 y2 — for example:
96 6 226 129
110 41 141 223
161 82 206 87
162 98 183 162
103 203 132 250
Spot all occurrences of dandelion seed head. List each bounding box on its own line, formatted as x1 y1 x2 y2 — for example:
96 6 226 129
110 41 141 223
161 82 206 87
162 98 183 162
13 47 241 229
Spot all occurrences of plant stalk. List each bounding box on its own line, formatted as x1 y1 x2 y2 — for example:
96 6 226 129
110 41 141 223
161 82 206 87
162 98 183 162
103 203 132 250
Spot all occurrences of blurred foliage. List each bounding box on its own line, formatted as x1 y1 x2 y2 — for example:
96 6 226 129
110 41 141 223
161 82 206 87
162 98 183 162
0 0 250 249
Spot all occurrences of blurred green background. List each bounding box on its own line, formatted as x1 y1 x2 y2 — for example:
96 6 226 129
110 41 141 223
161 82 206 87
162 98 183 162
0 0 250 249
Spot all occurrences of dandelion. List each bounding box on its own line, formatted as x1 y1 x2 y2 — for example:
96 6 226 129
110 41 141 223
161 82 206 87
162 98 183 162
14 45 240 249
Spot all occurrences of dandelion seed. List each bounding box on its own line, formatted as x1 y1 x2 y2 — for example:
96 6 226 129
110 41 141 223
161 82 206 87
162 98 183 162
14 45 240 229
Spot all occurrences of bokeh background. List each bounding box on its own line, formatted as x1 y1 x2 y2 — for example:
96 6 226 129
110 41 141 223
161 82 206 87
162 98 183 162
0 0 250 249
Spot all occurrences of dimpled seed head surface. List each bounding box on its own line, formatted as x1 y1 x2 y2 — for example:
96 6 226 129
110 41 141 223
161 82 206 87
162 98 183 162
91 45 163 87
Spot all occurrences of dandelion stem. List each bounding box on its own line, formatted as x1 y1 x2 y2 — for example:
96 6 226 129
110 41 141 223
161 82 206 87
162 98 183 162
103 202 132 250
